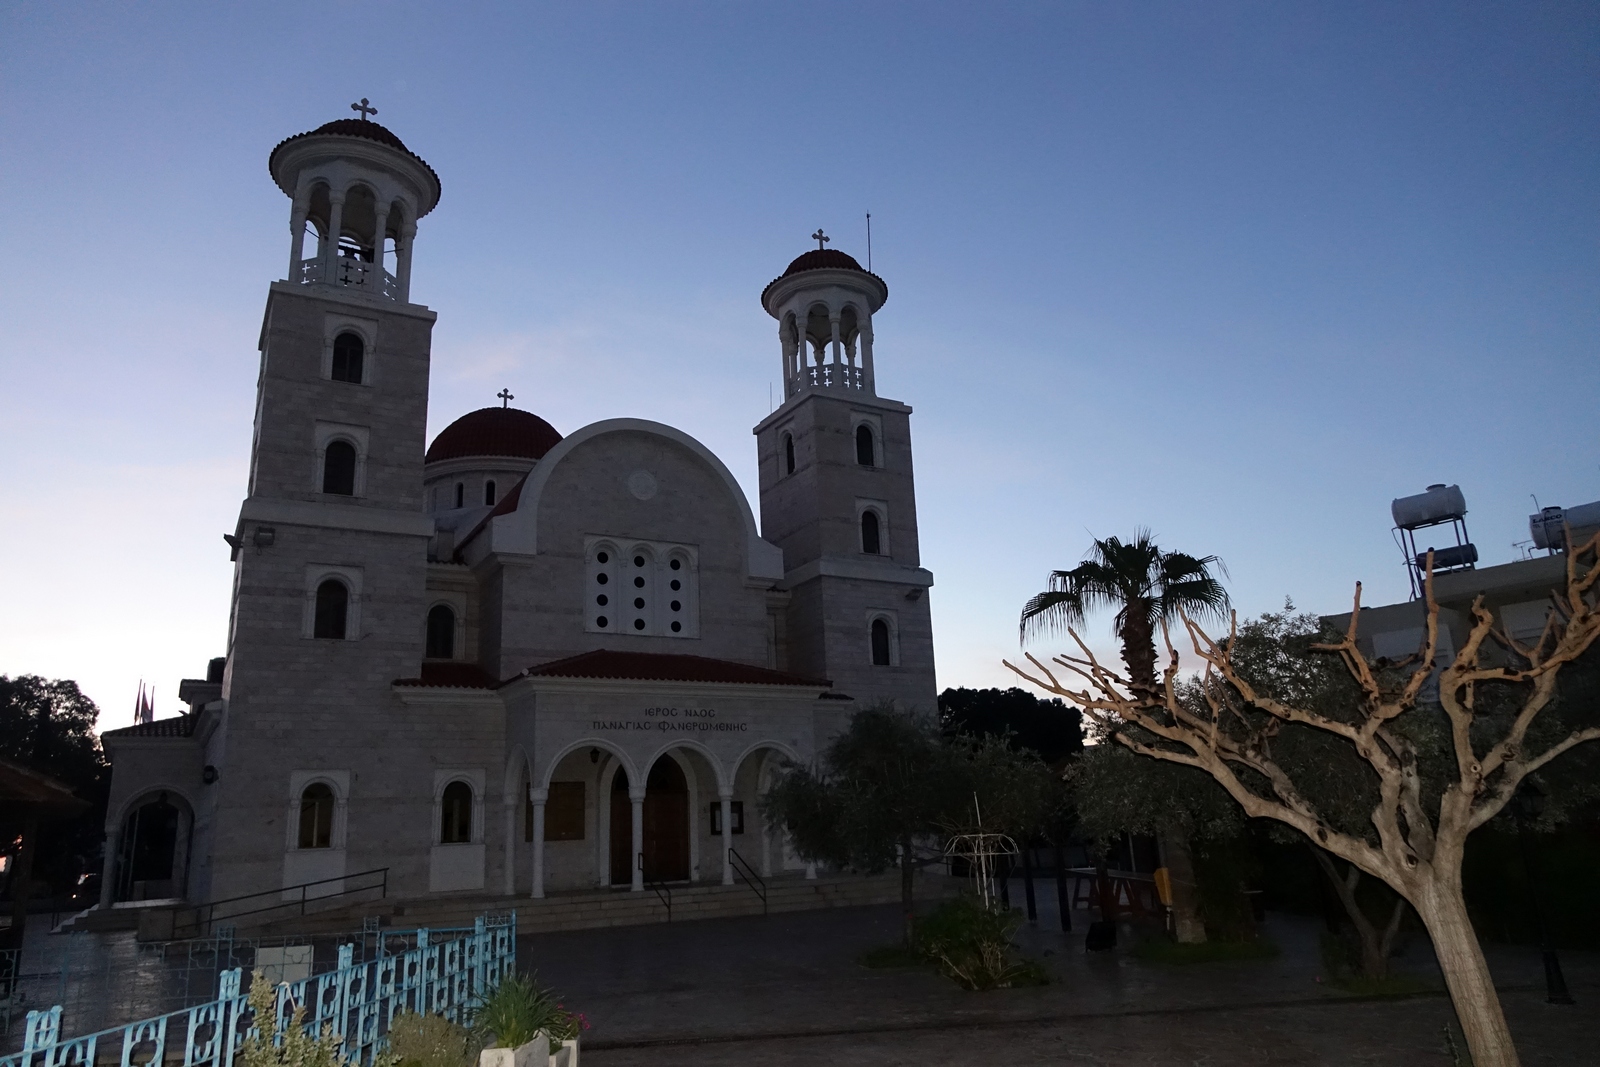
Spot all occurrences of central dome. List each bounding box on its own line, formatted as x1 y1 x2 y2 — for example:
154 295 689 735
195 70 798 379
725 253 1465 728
426 407 563 464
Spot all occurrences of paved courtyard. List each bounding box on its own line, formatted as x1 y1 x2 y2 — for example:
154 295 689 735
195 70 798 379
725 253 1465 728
517 893 1599 1066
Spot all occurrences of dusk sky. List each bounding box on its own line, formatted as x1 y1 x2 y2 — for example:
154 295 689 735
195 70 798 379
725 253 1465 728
2 3 1596 729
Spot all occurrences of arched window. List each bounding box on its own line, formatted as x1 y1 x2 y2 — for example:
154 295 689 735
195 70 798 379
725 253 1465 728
856 425 875 467
322 441 357 495
784 434 795 475
426 605 456 659
331 332 364 383
440 781 473 843
313 580 348 639
454 483 464 509
484 480 497 506
298 783 335 848
860 510 881 555
871 619 892 666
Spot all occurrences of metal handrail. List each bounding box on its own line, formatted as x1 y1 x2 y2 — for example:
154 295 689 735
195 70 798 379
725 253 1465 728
173 867 389 938
637 853 672 922
727 848 767 915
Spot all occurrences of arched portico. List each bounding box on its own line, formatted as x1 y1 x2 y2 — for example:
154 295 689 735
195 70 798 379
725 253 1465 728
108 788 197 903
731 743 816 881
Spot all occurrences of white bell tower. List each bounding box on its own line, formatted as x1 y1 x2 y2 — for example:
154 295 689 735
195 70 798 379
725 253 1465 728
753 236 936 736
269 101 442 303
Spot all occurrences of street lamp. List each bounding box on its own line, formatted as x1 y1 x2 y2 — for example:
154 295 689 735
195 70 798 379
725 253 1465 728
1511 781 1575 1005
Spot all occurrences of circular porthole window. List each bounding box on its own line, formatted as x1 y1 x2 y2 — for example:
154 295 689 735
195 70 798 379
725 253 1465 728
597 573 609 585
597 616 609 628
633 618 645 630
634 597 645 609
597 595 608 606
671 600 681 611
634 556 645 567
670 558 681 571
671 621 682 632
597 552 609 564
634 576 645 588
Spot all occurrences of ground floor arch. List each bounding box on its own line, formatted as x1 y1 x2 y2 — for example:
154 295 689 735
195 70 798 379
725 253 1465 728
112 789 195 902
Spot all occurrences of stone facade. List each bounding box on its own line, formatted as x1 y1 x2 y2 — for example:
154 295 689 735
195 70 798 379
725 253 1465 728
100 120 937 908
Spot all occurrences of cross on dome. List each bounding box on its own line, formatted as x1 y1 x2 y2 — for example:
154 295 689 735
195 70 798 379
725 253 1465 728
497 388 514 408
811 229 830 250
350 98 378 121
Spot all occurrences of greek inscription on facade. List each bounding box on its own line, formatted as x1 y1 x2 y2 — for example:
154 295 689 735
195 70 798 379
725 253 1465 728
591 708 747 733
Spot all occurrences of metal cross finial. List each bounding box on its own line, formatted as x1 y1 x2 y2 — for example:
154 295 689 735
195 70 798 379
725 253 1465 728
497 388 514 409
351 98 378 121
812 229 830 250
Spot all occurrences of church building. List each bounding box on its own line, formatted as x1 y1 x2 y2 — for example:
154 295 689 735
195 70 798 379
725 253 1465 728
99 114 937 908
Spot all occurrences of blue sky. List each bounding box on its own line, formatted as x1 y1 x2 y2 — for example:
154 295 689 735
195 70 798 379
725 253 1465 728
2 2 1596 729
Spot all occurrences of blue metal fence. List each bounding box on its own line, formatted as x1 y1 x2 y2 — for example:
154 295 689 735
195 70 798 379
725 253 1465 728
3 914 516 1067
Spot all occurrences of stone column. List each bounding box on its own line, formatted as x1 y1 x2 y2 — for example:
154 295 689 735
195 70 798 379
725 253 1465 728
396 222 416 302
829 315 842 371
530 788 547 900
371 204 390 294
501 795 516 896
720 794 735 886
324 194 345 284
630 794 645 892
98 821 120 907
758 792 772 878
288 202 308 283
860 321 875 394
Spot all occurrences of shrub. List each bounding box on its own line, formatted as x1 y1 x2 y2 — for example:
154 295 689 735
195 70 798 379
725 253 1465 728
915 894 1048 990
470 973 588 1048
238 971 358 1067
385 1011 480 1067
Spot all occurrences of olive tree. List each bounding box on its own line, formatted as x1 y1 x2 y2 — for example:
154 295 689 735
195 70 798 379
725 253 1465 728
1007 539 1600 1067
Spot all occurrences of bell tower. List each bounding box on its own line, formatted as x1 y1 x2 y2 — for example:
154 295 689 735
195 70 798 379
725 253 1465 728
202 109 444 903
753 237 936 736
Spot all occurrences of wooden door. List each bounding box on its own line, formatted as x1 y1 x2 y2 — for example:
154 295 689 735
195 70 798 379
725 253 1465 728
609 770 632 885
643 758 690 882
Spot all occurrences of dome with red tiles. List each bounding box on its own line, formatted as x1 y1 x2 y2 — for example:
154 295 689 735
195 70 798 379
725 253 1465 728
426 407 563 464
761 247 888 309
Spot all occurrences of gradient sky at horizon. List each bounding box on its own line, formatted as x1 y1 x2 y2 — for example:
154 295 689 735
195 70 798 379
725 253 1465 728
2 2 1596 730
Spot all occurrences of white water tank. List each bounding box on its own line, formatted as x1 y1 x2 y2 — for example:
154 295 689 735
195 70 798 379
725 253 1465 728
1392 484 1467 530
1530 500 1600 549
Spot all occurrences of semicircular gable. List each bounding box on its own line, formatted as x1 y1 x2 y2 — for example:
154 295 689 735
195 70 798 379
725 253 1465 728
490 418 783 580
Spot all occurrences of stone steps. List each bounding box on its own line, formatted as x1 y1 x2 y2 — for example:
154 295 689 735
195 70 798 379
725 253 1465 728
241 870 960 937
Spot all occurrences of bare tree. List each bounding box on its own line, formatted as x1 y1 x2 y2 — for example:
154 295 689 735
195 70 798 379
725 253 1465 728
1005 537 1600 1067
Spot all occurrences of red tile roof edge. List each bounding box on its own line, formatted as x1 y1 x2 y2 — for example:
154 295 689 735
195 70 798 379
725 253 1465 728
517 649 830 688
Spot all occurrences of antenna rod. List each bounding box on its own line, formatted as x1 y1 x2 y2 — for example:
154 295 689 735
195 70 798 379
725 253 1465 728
866 212 872 271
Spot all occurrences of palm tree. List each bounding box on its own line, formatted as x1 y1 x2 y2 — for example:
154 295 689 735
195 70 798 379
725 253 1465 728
1020 531 1230 693
1020 530 1230 942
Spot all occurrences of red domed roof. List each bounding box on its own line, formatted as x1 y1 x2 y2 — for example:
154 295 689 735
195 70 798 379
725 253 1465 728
268 118 441 208
781 248 868 276
426 407 563 464
761 248 888 308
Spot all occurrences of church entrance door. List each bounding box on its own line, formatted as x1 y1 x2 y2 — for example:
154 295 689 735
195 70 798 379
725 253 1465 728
642 757 690 882
609 769 631 886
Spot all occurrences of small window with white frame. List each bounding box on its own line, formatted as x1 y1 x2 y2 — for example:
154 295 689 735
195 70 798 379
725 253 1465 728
851 413 883 468
868 611 899 667
856 499 890 557
313 422 369 497
303 564 363 639
321 314 377 385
